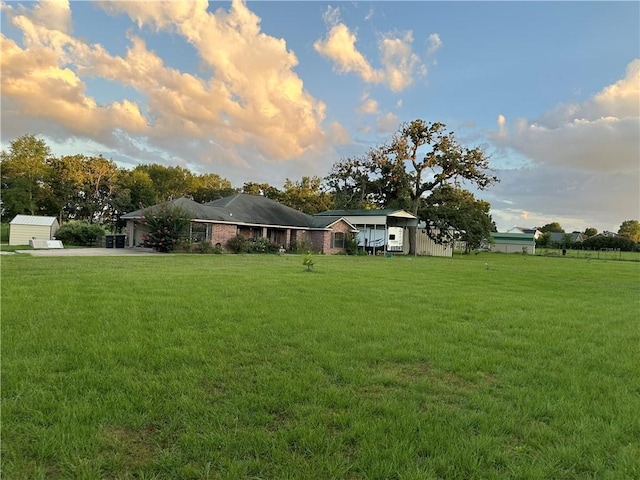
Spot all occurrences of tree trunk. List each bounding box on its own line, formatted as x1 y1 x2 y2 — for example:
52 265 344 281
408 225 417 255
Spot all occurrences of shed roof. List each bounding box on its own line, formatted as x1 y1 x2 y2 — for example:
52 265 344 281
10 215 58 226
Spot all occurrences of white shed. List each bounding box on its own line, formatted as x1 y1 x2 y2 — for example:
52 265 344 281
9 215 60 246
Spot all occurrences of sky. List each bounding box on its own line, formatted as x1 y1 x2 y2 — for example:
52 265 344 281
1 0 638 233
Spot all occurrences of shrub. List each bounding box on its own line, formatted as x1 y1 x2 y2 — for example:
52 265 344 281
226 236 278 254
55 221 105 246
196 241 223 254
226 235 251 254
345 235 359 255
289 239 313 254
251 237 278 253
582 235 639 252
138 203 192 253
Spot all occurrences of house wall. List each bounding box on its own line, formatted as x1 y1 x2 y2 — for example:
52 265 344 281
309 230 328 253
9 223 59 246
324 220 353 254
126 221 149 247
211 224 238 248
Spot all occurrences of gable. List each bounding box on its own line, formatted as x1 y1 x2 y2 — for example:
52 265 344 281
10 215 58 227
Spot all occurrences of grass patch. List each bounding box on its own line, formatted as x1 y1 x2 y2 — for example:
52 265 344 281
2 253 639 479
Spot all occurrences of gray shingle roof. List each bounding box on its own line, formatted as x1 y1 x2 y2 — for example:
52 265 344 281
121 194 330 229
205 194 314 227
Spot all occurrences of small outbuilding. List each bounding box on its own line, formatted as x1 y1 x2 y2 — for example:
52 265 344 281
9 215 60 246
490 232 536 254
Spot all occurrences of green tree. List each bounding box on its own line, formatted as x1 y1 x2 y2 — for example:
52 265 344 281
325 156 378 210
325 120 499 253
539 222 565 233
0 134 52 218
138 202 192 252
190 173 236 203
419 185 495 252
280 176 334 214
80 156 120 224
242 182 282 200
618 220 640 242
583 227 598 237
137 164 195 201
45 155 88 223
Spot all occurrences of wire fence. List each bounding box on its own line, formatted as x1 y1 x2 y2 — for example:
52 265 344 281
537 247 640 262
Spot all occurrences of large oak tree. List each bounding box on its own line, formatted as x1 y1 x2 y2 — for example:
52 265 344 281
325 120 499 253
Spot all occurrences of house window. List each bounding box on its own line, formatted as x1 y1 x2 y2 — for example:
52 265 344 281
331 231 346 249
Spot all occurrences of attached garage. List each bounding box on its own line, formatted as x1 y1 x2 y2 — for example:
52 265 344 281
9 215 60 246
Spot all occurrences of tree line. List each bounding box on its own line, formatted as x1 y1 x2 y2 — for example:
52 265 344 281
2 120 501 251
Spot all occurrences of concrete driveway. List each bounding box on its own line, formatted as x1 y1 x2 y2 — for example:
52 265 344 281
9 247 162 257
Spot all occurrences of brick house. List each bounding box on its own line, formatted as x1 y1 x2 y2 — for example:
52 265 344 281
121 194 357 254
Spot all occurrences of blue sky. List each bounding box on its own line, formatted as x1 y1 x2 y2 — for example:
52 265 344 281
1 0 638 233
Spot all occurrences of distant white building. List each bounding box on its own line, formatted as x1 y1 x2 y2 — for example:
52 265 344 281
9 215 60 246
507 226 544 240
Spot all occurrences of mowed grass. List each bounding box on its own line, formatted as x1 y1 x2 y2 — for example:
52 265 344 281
2 253 639 479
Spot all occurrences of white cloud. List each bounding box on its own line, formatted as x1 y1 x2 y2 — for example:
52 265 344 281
314 21 426 92
376 112 398 133
322 5 341 27
491 59 640 174
357 96 379 114
426 33 442 56
487 59 640 232
1 0 330 179
314 23 383 85
327 121 351 145
32 0 72 34
364 7 375 22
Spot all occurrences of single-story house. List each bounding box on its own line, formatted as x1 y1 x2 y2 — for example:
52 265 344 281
507 226 544 240
548 232 586 245
120 194 358 254
490 232 536 254
314 208 419 255
9 215 60 246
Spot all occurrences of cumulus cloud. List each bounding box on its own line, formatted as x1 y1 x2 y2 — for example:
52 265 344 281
491 59 640 174
314 9 427 92
32 0 72 33
486 60 640 232
1 0 329 176
327 121 351 145
357 95 379 114
376 112 398 133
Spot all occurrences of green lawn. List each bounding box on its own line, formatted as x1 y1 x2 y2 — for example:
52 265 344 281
2 253 639 479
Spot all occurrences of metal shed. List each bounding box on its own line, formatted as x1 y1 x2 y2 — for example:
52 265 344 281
9 215 60 246
490 232 536 254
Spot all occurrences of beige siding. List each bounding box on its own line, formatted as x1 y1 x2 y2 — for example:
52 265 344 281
9 225 55 245
412 229 453 257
